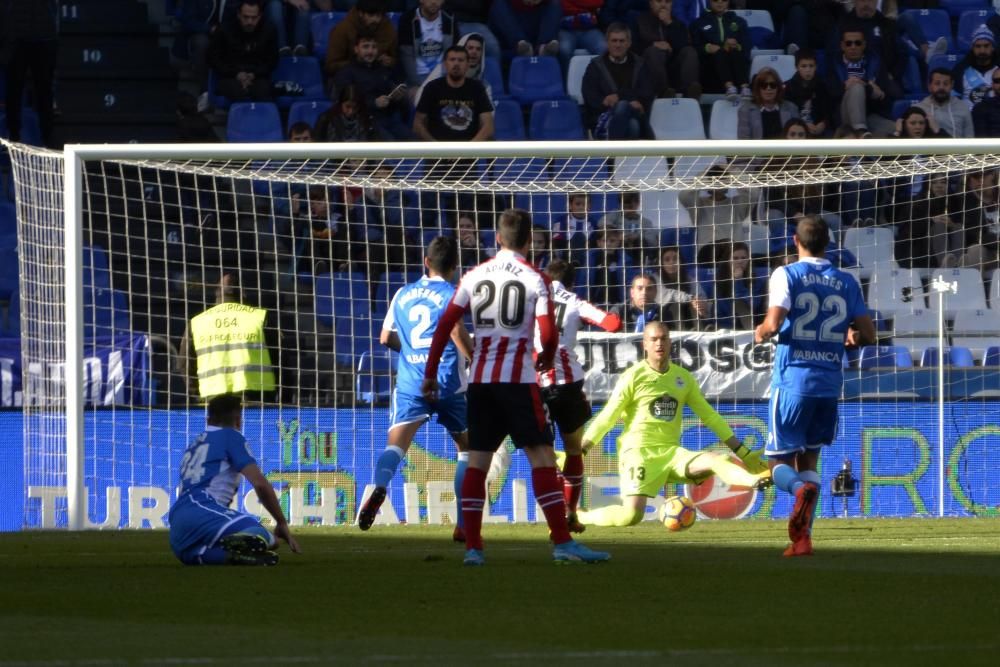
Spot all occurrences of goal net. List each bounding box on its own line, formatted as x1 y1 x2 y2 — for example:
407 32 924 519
3 137 1000 531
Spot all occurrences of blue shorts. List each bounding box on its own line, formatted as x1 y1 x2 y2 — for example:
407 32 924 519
168 491 274 565
390 390 467 434
766 387 839 457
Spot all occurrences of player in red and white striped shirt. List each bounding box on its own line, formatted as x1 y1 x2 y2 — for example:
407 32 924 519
536 259 621 533
423 209 610 566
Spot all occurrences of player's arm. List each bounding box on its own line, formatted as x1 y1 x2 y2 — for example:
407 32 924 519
380 291 402 352
422 301 468 399
450 319 474 361
754 266 790 343
754 306 787 343
241 463 302 554
687 382 766 472
580 300 623 332
581 373 632 454
847 313 876 348
535 277 558 371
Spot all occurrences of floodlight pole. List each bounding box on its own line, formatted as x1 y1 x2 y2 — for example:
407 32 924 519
930 275 957 519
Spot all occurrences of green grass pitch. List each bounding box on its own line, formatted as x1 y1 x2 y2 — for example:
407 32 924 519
2 519 999 666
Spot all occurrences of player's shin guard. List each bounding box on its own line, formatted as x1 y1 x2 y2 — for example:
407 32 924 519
532 467 572 545
373 446 405 489
710 456 766 488
460 467 487 550
454 452 469 529
562 454 584 513
772 463 804 495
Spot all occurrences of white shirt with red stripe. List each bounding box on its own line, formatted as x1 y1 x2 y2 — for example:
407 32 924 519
450 248 554 384
536 280 621 387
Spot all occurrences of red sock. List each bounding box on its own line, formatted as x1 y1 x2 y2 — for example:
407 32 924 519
562 454 584 513
532 466 571 545
460 467 487 551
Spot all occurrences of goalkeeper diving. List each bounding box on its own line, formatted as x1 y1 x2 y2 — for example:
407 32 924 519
578 321 770 527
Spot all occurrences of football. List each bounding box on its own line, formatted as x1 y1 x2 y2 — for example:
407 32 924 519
661 495 697 532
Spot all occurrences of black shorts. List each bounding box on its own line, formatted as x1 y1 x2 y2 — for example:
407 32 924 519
540 380 592 435
467 383 554 452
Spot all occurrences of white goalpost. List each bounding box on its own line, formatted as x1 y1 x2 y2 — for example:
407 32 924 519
4 137 1000 531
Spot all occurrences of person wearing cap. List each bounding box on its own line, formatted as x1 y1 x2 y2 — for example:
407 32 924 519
917 67 974 138
953 24 1000 111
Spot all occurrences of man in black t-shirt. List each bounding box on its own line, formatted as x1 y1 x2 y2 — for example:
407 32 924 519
413 45 494 142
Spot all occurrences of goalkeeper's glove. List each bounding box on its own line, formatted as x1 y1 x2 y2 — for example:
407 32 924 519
733 441 768 474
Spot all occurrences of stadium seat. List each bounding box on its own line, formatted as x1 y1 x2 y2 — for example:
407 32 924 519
842 228 896 278
493 99 526 140
287 99 332 134
508 56 564 105
991 269 1000 309
0 292 19 338
642 190 692 228
0 201 13 236
333 315 379 367
920 346 975 368
356 350 396 405
940 0 991 20
226 102 283 142
709 99 741 140
671 155 723 180
750 54 795 82
859 345 913 369
737 9 777 49
928 268 988 316
83 245 112 289
659 227 697 266
271 56 325 108
0 107 42 146
891 98 925 119
529 99 584 140
951 308 1000 362
85 287 130 338
868 263 926 315
550 154 608 182
901 9 956 53
483 58 505 101
891 308 940 362
613 155 669 183
957 9 997 51
649 98 706 140
927 54 963 75
984 345 1000 366
375 271 423 310
313 272 370 326
0 238 17 302
310 11 348 61
566 54 592 105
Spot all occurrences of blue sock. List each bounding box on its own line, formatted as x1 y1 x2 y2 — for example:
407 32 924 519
454 452 469 529
198 547 228 565
374 446 405 489
800 470 821 532
772 463 804 495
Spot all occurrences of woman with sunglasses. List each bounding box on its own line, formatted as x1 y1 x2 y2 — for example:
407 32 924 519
737 67 801 139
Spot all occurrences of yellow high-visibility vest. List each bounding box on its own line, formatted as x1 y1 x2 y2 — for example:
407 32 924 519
190 302 276 398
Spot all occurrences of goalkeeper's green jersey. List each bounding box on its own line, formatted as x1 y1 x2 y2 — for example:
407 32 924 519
583 360 734 453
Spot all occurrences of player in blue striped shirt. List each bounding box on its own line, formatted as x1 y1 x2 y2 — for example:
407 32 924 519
755 217 875 557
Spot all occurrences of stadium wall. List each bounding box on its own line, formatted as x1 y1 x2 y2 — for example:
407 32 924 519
3 403 999 531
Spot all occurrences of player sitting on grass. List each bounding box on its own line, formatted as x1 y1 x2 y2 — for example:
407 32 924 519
578 321 771 527
168 393 301 565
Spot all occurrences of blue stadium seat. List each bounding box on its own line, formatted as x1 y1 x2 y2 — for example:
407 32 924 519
206 70 230 111
483 58 506 99
859 345 913 369
287 99 333 134
490 157 547 184
0 107 42 146
984 345 1000 366
658 228 696 266
901 10 957 53
375 271 423 310
226 102 283 142
85 287 130 338
493 99 526 140
957 9 997 51
272 56 325 108
891 98 926 119
1 292 19 338
0 238 17 302
927 54 964 75
0 201 14 236
83 245 112 289
529 99 584 140
920 346 975 367
310 11 348 61
843 347 859 369
508 56 565 105
314 272 370 326
940 1 991 20
356 350 396 405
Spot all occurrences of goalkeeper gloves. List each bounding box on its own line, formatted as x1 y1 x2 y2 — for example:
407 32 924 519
733 441 768 474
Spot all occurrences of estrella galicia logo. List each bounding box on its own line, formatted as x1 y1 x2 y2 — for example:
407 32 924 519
649 395 678 420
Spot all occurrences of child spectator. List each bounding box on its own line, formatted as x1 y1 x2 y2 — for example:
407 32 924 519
690 0 751 98
784 49 832 138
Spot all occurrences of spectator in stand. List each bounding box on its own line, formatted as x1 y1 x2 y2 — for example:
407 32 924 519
738 67 800 139
489 0 563 57
398 0 460 94
892 105 946 139
413 45 494 142
445 1 502 59
332 35 412 141
825 25 895 137
917 69 974 139
581 23 656 140
711 241 762 330
973 71 1000 138
315 84 382 141
457 211 495 268
784 49 832 138
324 0 397 79
589 221 637 307
782 118 808 139
551 192 596 254
417 33 492 105
952 170 1000 274
656 245 711 331
558 0 608 73
208 0 278 102
611 273 673 333
598 190 656 252
690 0 751 98
953 26 1000 111
635 0 701 99
288 121 314 142
679 163 753 264
266 0 332 56
175 0 224 101
893 173 962 270
531 225 553 269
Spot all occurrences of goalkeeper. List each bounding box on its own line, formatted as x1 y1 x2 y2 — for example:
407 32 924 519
578 321 770 527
